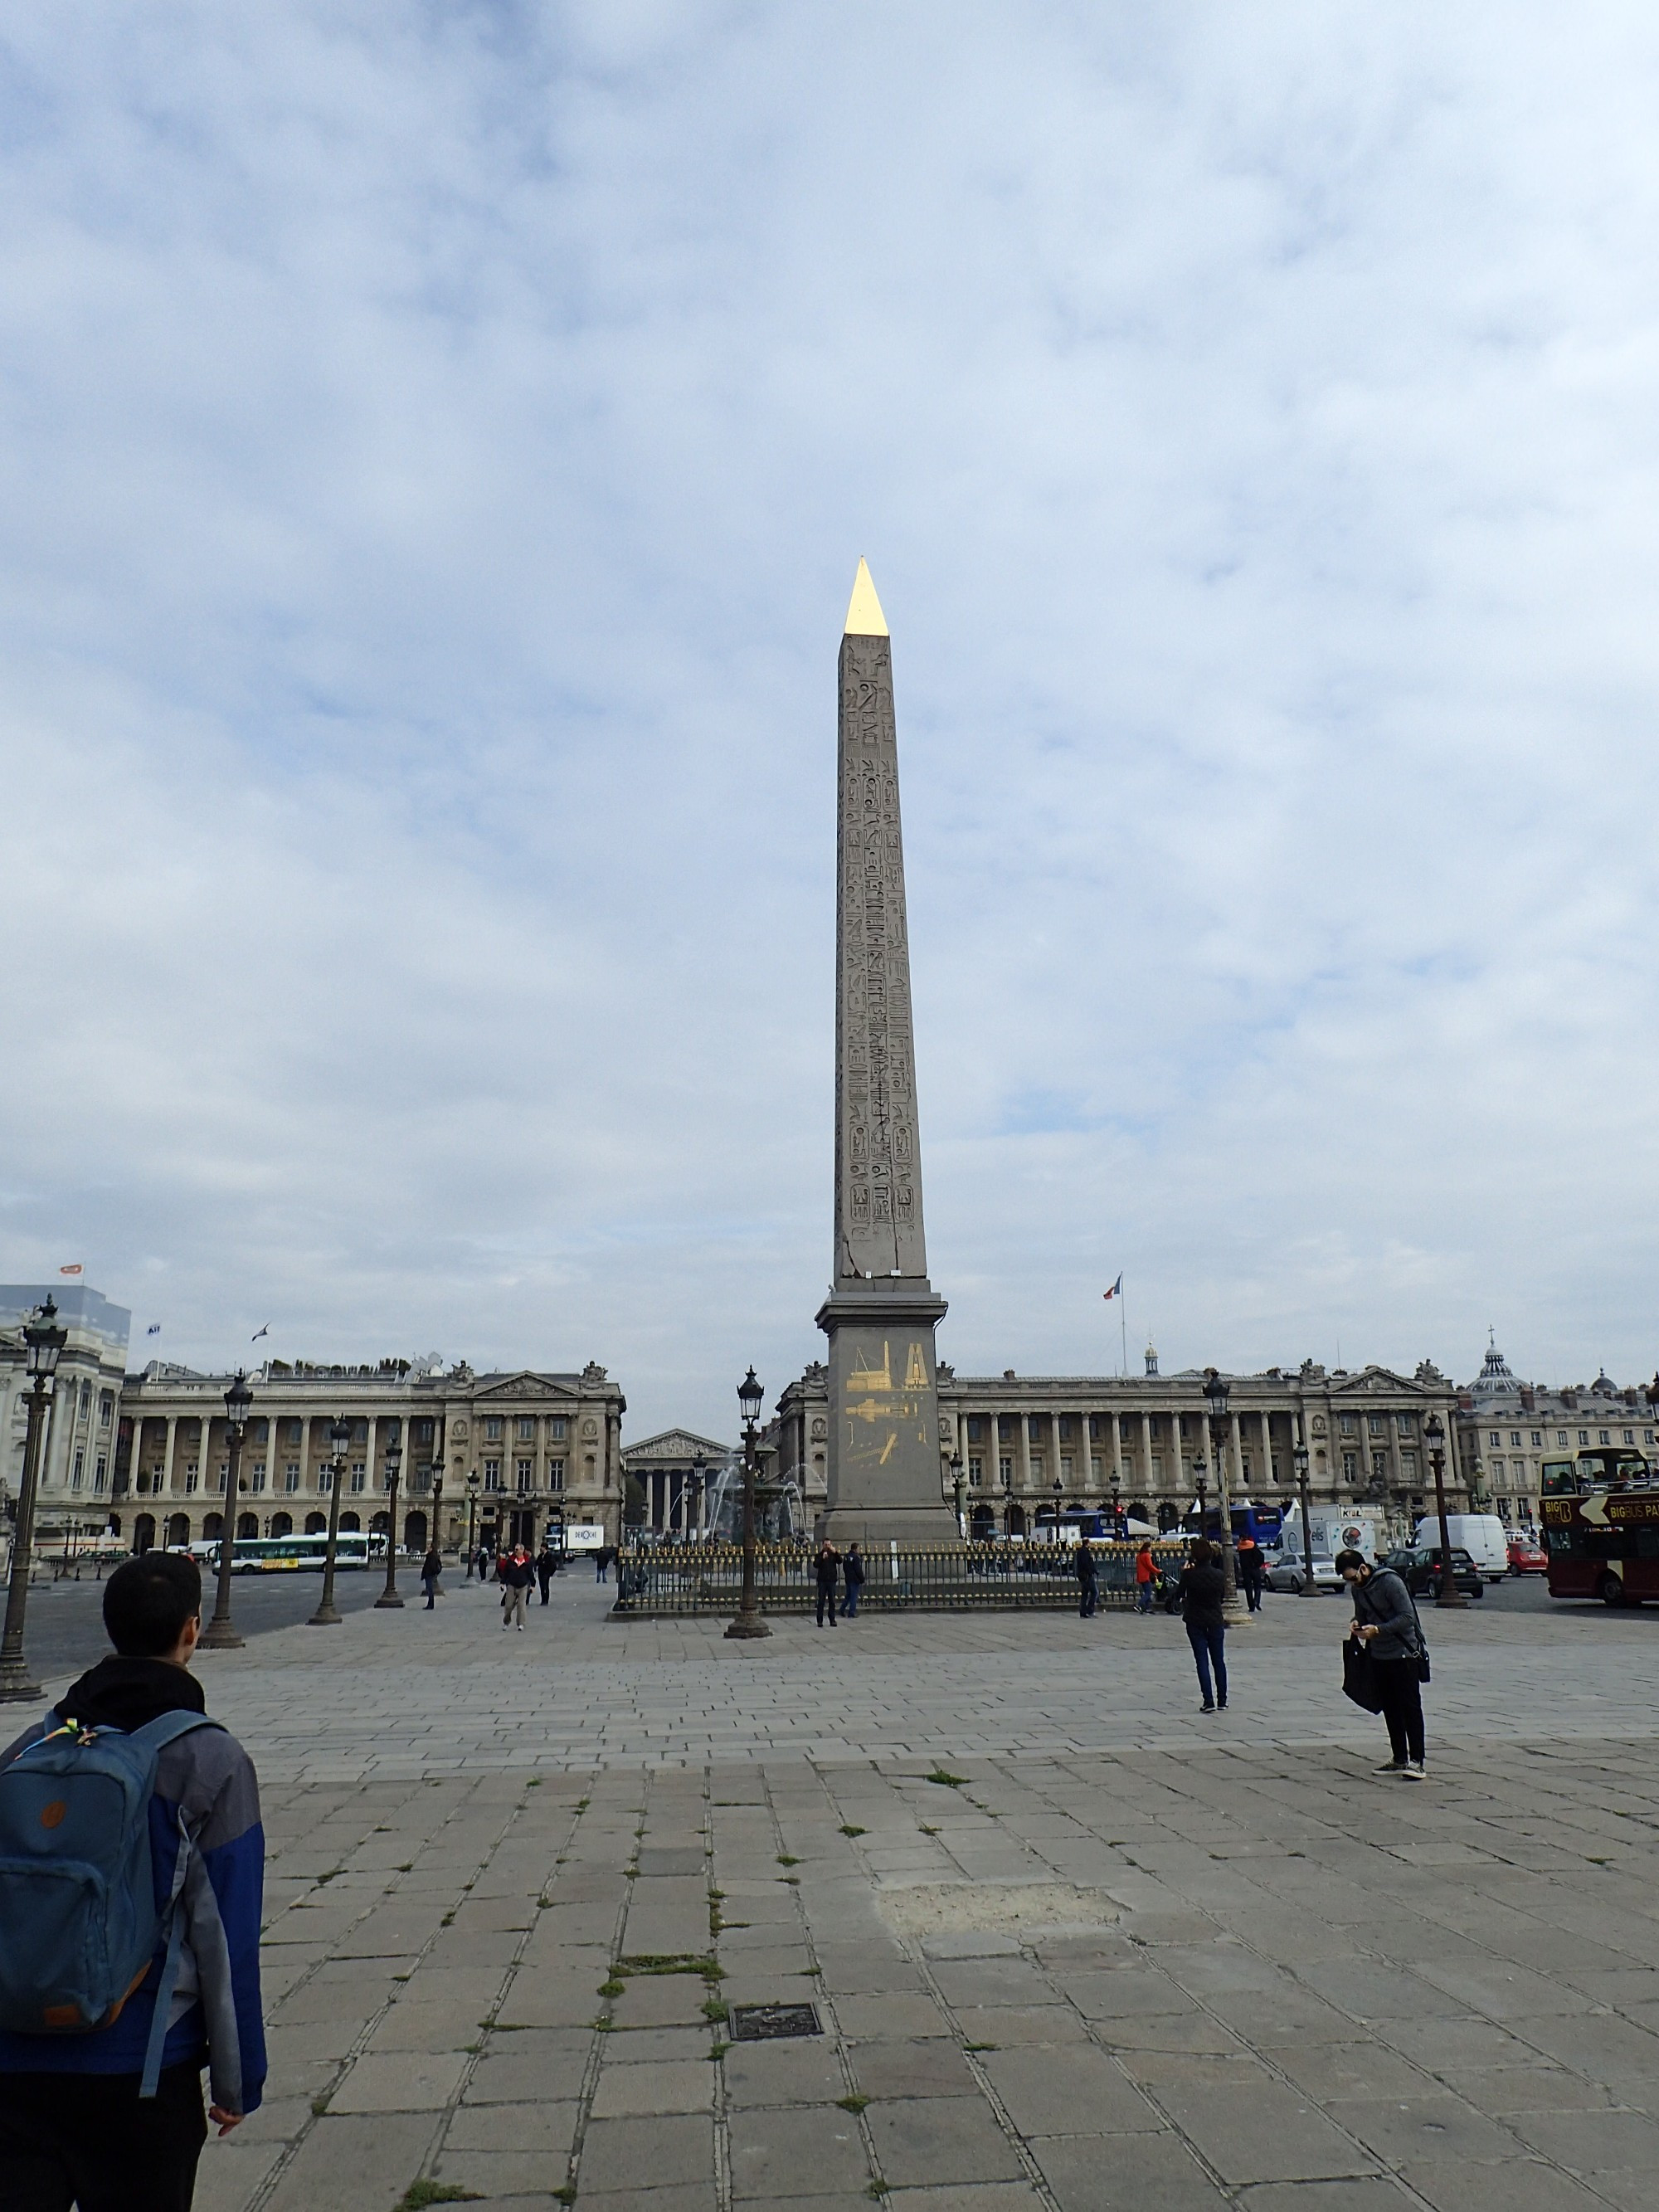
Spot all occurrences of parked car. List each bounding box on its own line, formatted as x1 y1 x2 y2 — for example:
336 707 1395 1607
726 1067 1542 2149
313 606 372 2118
1506 1532 1548 1576
1384 1546 1485 1600
1264 1552 1345 1595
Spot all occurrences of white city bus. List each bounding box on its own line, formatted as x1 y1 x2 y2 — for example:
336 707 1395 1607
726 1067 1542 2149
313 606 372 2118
201 1533 382 1574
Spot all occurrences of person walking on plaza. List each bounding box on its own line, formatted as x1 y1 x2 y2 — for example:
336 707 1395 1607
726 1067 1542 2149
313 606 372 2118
595 1545 611 1585
1180 1539 1228 1712
421 1544 443 1609
500 1545 534 1630
842 1542 865 1618
0 1551 266 2212
815 1540 841 1628
1339 1548 1429 1779
535 1540 557 1605
1075 1536 1098 1619
1238 1535 1264 1614
1134 1539 1156 1615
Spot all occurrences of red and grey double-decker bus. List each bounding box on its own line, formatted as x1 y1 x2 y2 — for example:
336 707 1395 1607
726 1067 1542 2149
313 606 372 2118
1540 1447 1659 1606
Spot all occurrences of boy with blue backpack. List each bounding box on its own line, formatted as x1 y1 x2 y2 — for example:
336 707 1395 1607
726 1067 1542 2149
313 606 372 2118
0 1550 266 2210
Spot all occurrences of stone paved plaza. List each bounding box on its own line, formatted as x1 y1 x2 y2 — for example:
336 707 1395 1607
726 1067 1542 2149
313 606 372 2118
63 1574 1659 2212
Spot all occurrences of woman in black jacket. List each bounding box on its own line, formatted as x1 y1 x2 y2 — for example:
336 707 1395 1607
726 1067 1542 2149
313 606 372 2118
1339 1549 1428 1778
1180 1540 1228 1713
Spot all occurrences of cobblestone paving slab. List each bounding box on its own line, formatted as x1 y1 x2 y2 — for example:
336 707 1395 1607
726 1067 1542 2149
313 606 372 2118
139 1579 1659 2210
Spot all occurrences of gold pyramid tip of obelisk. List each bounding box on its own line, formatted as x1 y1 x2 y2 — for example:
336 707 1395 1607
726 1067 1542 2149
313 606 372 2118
844 557 888 637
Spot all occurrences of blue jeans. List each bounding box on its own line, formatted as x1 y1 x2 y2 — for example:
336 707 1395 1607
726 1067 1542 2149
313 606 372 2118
1136 1581 1154 1613
1186 1620 1227 1706
843 1582 860 1616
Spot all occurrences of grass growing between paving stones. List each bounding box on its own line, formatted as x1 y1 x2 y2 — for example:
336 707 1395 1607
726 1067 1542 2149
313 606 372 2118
702 1999 730 2022
839 1824 866 1836
620 1953 722 1981
397 2184 482 2210
837 2094 870 2113
926 1770 967 1787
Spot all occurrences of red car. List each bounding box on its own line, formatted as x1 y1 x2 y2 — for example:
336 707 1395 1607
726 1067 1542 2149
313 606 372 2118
1507 1532 1548 1576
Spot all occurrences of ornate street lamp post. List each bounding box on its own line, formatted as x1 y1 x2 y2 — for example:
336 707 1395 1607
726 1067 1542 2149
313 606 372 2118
1204 1367 1247 1624
1423 1412 1465 1609
201 1370 252 1650
951 1452 966 1537
465 1471 480 1579
1191 1454 1209 1542
1293 1443 1316 1597
691 1452 707 1542
375 1435 405 1608
0 1297 69 1702
725 1367 770 1640
309 1415 353 1626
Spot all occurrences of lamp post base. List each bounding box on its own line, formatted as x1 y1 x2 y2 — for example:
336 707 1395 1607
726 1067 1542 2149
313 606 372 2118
1435 1589 1467 1609
1221 1591 1251 1625
724 1611 771 1640
0 1659 42 1703
307 1605 342 1626
198 1620 245 1650
374 1593 405 1610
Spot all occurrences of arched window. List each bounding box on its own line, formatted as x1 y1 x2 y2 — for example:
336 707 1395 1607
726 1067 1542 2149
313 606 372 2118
969 1503 995 1539
1006 1503 1027 1537
370 1510 391 1535
304 1512 327 1534
236 1512 260 1539
403 1510 427 1552
202 1513 223 1540
134 1514 157 1554
1157 1500 1180 1533
166 1514 190 1549
270 1512 293 1537
339 1512 361 1532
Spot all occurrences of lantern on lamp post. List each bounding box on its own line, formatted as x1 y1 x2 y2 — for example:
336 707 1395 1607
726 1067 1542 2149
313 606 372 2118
375 1434 405 1608
0 1297 70 1702
725 1367 770 1640
309 1414 353 1626
201 1369 253 1650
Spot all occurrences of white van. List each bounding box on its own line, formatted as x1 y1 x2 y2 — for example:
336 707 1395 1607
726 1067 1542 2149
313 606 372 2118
1413 1513 1508 1584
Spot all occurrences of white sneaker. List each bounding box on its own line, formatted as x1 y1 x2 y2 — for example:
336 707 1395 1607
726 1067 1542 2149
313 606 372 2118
1401 1761 1426 1781
1376 1759 1406 1773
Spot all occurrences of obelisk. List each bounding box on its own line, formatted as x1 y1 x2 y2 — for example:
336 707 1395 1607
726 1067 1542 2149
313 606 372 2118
816 560 957 1547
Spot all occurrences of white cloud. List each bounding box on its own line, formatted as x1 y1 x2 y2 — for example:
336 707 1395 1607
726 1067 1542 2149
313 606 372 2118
3 4 1659 1435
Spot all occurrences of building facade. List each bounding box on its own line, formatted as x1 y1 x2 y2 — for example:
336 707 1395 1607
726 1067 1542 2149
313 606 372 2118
777 1348 1464 1540
1452 1340 1658 1530
621 1429 734 1535
2 1285 628 1557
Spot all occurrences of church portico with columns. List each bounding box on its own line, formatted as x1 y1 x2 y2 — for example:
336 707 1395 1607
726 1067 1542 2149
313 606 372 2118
777 1350 1462 1541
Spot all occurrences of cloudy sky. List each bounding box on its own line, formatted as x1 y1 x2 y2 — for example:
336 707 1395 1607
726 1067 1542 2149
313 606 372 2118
3 5 1659 1440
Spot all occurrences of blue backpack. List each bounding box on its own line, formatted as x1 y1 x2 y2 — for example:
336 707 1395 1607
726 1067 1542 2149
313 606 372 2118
0 1709 220 2095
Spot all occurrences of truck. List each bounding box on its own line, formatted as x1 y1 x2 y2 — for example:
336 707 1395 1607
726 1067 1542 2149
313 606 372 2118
1413 1512 1509 1584
1274 1506 1382 1574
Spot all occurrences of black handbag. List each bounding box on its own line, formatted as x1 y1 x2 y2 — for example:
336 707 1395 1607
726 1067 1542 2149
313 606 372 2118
1408 1595 1432 1683
1342 1636 1385 1713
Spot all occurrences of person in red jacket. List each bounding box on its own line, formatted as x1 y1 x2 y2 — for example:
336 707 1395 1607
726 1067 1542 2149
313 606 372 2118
1134 1541 1156 1615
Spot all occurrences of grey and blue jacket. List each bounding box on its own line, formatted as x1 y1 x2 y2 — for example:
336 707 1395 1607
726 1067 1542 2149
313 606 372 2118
0 1655 267 2115
1351 1567 1423 1664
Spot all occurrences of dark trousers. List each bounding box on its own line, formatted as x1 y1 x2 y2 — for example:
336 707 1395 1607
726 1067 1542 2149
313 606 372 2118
1078 1579 1097 1618
1242 1576 1262 1613
816 1583 838 1625
1374 1656 1425 1764
843 1581 860 1616
1186 1620 1228 1706
538 1571 552 1605
1136 1579 1154 1612
0 2059 207 2212
422 1576 438 1610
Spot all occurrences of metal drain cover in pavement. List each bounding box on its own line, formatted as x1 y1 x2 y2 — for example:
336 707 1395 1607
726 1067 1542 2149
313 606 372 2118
730 2002 822 2041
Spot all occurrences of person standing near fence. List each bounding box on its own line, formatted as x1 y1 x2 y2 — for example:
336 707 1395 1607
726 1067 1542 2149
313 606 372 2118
1134 1540 1156 1615
842 1542 864 1618
1339 1548 1428 1778
815 1541 841 1628
1075 1537 1098 1619
1180 1539 1228 1713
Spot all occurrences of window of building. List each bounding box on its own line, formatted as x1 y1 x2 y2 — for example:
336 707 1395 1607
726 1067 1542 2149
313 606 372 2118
1372 1451 1388 1483
1510 1432 1521 1447
319 1468 333 1493
1401 1450 1417 1476
1091 1455 1103 1481
289 1420 304 1445
71 1449 85 1490
1118 1417 1133 1440
550 1416 567 1440
352 1421 367 1445
1397 1412 1413 1434
515 1459 533 1493
485 1417 503 1441
1647 1430 1657 1445
1558 1430 1569 1445
184 1468 198 1494
1578 1430 1588 1445
1342 1451 1358 1480
349 1465 366 1493
968 1456 983 1487
285 1467 299 1493
1030 1456 1045 1482
1531 1432 1542 1447
79 1381 91 1418
517 1417 535 1441
999 1455 1014 1488
251 1464 267 1493
547 1459 565 1491
416 1419 434 1444
1148 1417 1161 1440
1059 1455 1073 1481
1496 1496 1511 1519
1623 1430 1635 1445
1055 1416 1070 1441
966 1416 985 1443
253 1420 269 1444
94 1454 107 1492
484 1459 502 1490
1488 1430 1501 1446
1340 1415 1356 1435
1599 1430 1611 1445
1368 1415 1384 1437
1410 1493 1424 1512
99 1393 113 1428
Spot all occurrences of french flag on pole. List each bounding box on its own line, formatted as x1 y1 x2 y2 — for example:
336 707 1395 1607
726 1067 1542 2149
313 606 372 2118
1102 1274 1123 1301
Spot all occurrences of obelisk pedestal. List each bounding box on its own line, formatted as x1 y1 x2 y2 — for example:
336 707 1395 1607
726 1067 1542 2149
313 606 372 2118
817 561 958 1548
